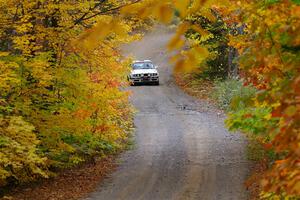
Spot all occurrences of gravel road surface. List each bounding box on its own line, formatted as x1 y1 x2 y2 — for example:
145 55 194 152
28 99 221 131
85 26 249 200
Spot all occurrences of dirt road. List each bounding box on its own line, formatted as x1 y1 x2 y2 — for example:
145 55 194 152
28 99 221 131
84 26 249 200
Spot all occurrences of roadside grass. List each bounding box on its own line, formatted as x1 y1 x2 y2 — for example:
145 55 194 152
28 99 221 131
211 79 243 111
246 139 268 162
174 72 215 104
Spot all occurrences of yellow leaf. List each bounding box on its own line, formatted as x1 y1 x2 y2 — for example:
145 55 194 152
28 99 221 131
168 36 185 50
188 0 202 14
0 52 9 57
154 3 174 23
167 22 189 50
201 9 217 22
191 25 210 36
174 0 190 17
285 106 297 117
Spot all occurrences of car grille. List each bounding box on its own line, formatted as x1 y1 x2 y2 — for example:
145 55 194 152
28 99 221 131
133 73 157 77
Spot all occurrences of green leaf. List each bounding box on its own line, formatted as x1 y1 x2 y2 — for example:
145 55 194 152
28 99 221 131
291 0 300 5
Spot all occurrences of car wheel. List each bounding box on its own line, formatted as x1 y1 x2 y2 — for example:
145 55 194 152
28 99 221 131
156 81 160 85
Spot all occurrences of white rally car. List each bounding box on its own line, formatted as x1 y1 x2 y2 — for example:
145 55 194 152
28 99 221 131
128 60 159 85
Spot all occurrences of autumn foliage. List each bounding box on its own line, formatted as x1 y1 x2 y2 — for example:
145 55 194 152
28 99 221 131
225 1 300 197
0 0 137 187
0 0 299 198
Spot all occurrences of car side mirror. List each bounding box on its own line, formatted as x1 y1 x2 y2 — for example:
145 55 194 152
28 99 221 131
155 65 158 69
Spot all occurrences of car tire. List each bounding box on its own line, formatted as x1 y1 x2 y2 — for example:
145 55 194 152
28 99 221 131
155 81 160 85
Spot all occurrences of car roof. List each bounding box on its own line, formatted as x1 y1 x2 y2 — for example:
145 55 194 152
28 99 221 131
133 60 152 63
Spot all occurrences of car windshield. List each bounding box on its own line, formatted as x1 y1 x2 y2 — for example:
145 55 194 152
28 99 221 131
132 62 154 69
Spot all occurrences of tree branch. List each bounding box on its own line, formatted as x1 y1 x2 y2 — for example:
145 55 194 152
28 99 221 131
73 0 142 26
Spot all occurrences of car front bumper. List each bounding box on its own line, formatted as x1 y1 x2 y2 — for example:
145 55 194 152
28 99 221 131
129 76 159 83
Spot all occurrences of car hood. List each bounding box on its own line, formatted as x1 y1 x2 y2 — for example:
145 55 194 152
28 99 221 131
131 69 158 75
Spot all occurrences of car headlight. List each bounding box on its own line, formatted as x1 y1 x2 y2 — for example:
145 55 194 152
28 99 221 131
152 73 158 76
132 74 141 77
